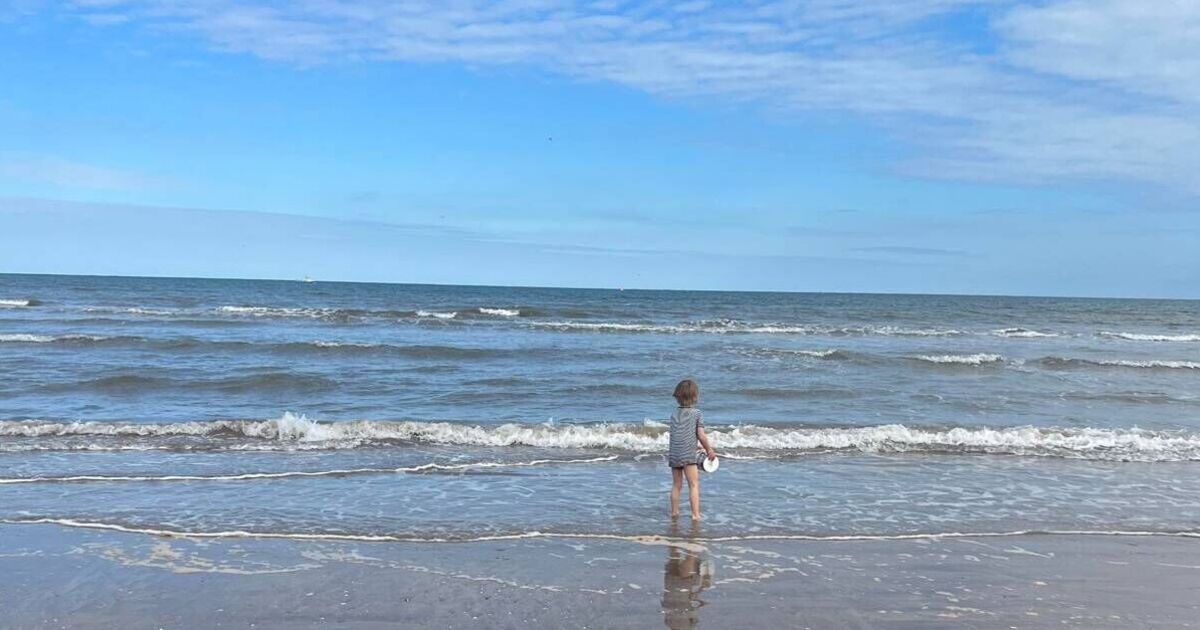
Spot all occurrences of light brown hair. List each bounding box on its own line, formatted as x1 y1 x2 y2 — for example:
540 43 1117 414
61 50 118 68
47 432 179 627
673 379 699 407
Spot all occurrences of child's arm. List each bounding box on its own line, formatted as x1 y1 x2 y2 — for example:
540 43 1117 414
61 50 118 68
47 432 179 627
697 426 716 460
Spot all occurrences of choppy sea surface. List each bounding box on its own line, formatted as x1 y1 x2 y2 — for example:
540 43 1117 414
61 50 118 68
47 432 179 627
2 273 1198 542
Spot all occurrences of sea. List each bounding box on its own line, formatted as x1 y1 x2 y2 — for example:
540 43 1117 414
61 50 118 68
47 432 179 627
1 273 1198 543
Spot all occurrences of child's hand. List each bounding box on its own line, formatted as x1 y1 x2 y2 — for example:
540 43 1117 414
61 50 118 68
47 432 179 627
705 447 717 460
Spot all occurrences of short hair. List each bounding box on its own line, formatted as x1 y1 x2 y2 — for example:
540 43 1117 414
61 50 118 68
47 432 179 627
673 379 699 406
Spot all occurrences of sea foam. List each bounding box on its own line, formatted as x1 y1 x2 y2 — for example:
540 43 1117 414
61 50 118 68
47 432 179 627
1100 332 1200 342
531 321 965 336
4 415 1198 462
913 353 1004 365
993 328 1058 338
417 310 458 319
479 307 520 317
0 333 109 343
1039 357 1200 370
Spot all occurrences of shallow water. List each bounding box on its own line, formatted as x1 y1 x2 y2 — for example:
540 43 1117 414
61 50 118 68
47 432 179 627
1 273 1198 540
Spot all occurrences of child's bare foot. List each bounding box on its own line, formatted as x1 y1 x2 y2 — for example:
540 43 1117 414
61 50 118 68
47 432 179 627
691 514 701 521
670 512 679 519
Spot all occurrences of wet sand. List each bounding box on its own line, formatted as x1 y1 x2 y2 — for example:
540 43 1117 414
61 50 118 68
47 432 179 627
1 522 1198 629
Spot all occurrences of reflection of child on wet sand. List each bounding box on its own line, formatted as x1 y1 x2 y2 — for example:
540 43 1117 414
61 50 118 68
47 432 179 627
668 379 717 520
662 522 712 630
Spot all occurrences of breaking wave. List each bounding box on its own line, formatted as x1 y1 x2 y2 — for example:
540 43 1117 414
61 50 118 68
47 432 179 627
912 353 1005 365
83 306 175 316
1039 357 1200 370
3 415 1198 461
0 333 112 344
1100 332 1200 342
478 307 520 317
993 328 1058 338
416 310 457 320
0 298 37 308
0 334 530 360
732 347 850 360
531 320 965 336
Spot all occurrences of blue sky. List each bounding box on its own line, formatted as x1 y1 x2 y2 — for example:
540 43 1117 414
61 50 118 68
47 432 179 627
1 1 1197 297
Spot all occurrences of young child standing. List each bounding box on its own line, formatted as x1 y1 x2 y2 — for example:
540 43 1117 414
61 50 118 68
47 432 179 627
668 379 717 521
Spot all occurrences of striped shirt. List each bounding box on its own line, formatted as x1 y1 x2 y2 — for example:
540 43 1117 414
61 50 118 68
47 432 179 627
667 406 703 468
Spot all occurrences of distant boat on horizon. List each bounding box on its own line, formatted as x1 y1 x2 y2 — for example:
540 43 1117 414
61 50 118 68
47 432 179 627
302 276 315 283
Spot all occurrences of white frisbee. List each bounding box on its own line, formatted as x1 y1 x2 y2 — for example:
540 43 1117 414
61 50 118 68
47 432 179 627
701 456 719 473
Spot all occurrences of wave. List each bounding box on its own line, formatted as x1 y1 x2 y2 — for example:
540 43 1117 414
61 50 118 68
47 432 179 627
0 455 619 485
0 333 527 360
912 353 1004 365
4 415 1198 461
478 307 520 317
0 298 37 307
1057 391 1198 405
0 333 112 344
280 341 516 359
416 310 457 320
217 305 341 319
531 321 966 337
7 517 1199 545
83 306 175 316
1039 357 1200 371
993 328 1058 338
734 347 849 360
793 349 842 358
1100 332 1200 342
99 304 528 322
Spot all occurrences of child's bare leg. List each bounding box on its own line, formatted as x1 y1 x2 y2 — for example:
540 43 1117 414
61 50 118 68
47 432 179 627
684 464 701 520
669 467 683 517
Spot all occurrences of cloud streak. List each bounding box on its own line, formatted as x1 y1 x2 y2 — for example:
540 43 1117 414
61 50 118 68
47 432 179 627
37 0 1200 192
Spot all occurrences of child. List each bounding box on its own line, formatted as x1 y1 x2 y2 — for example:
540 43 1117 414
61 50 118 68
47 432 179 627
668 379 717 521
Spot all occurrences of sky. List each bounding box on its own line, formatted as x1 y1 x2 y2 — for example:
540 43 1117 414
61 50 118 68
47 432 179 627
0 0 1197 297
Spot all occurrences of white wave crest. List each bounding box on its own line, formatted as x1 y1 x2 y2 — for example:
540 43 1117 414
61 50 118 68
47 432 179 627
1100 332 1200 342
794 349 840 358
5 415 1199 462
0 333 109 343
0 334 53 343
993 328 1058 338
217 305 331 318
479 307 520 317
311 340 376 348
417 310 457 319
913 353 1004 365
84 306 174 316
532 321 965 336
1095 359 1200 370
0 299 32 307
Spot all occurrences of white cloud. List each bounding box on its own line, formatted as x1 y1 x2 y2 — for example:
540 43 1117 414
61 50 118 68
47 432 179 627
50 0 1200 192
998 0 1200 104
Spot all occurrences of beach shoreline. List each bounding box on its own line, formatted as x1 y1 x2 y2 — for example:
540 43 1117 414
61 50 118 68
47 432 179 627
3 523 1198 629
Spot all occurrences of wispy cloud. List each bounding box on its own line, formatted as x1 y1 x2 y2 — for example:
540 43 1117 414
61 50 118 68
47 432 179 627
851 245 972 257
0 153 165 191
41 0 1200 192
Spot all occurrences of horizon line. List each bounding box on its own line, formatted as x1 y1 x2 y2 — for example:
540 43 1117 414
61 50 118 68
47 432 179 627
1 271 1194 303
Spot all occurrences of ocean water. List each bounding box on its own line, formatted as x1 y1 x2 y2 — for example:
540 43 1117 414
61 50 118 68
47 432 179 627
2 273 1199 542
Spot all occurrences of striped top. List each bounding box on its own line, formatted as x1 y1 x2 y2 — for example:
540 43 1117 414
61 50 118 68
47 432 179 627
667 406 703 468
